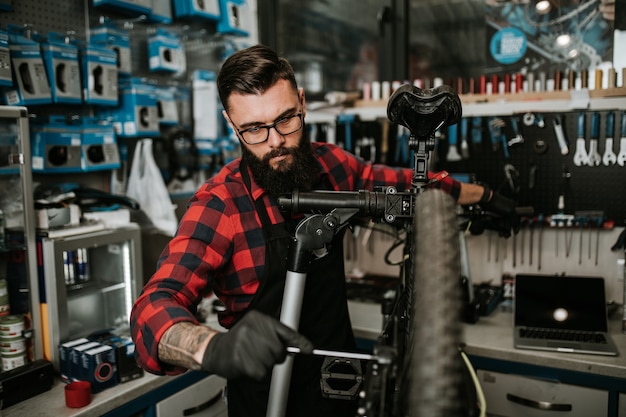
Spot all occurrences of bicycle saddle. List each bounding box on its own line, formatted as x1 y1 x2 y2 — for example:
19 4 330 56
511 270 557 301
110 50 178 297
387 84 462 139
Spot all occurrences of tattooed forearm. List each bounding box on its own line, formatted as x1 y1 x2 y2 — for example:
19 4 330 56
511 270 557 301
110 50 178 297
158 322 218 370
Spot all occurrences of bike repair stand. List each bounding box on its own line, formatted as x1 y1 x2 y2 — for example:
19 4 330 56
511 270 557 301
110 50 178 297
266 208 358 417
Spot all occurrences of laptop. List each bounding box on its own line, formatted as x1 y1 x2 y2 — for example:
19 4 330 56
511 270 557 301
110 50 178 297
513 274 619 356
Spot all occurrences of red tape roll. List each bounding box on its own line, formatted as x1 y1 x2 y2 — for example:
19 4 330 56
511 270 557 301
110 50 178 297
65 381 92 408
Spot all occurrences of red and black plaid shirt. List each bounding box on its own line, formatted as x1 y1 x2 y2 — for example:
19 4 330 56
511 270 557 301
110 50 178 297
130 142 461 375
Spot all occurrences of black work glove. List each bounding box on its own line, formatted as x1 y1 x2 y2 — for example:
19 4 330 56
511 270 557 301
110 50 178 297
201 310 313 381
479 185 520 238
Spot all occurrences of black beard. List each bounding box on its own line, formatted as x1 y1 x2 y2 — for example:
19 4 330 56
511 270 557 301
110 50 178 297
242 135 319 199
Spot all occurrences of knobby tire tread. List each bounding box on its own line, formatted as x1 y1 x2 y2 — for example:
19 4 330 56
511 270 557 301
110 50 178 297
405 188 464 417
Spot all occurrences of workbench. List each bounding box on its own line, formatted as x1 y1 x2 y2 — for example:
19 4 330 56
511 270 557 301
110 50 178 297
4 304 625 416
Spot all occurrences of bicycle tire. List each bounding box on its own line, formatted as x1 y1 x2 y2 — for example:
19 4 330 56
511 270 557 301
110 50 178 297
404 188 465 417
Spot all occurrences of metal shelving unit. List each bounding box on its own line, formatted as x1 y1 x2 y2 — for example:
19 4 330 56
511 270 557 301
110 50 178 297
0 105 42 362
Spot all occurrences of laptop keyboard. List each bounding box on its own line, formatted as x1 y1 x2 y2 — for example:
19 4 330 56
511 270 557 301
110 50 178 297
519 328 608 344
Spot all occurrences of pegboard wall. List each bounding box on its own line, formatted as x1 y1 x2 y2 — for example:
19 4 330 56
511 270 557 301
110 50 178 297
0 0 87 36
332 107 626 226
436 109 626 225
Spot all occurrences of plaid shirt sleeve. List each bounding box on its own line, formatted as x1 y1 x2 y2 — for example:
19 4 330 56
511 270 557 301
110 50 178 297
130 161 266 375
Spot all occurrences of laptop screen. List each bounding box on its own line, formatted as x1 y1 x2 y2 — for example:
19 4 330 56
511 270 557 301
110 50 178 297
514 274 608 332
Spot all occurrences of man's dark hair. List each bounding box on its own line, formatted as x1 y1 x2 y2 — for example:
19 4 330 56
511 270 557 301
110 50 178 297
217 44 298 112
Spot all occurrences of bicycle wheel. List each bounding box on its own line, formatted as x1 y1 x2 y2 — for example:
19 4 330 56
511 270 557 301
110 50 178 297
404 188 465 417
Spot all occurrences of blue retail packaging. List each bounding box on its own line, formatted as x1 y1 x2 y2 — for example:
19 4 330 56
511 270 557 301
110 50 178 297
81 117 121 171
31 116 120 172
81 344 118 393
146 0 173 24
155 85 179 125
5 24 52 105
93 0 152 16
58 338 90 383
173 0 221 20
217 0 252 37
98 77 159 138
31 116 83 173
0 29 12 87
89 22 132 77
80 43 119 106
148 28 186 74
40 32 82 104
69 341 101 381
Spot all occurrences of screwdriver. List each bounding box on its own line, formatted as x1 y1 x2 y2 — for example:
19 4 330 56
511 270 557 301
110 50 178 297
287 346 378 361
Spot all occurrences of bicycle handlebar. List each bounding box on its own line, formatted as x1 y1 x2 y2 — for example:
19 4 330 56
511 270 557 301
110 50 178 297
278 190 386 217
278 189 534 227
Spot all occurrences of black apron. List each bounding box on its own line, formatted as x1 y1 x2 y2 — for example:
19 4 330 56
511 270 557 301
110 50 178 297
226 162 357 417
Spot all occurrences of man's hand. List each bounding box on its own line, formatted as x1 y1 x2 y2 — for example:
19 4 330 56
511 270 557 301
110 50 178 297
481 190 520 238
469 184 520 238
201 310 313 381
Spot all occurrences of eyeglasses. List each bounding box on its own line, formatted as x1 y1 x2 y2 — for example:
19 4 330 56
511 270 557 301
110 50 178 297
235 112 303 145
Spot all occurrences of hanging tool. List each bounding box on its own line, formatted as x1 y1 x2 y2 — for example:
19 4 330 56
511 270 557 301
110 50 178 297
611 227 626 251
355 137 376 162
446 122 462 161
512 225 517 267
488 117 510 159
573 112 589 166
508 115 524 147
593 215 606 266
337 113 356 152
471 116 483 154
576 214 586 265
587 112 602 166
380 119 389 164
459 117 470 159
602 111 617 166
523 112 545 128
554 200 563 257
552 114 569 155
395 125 411 166
503 163 519 194
520 218 526 265
528 217 534 266
522 112 534 127
537 213 544 270
618 111 626 166
528 162 537 191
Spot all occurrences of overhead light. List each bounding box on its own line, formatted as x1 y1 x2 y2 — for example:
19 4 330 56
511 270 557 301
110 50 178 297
535 0 552 15
556 34 571 47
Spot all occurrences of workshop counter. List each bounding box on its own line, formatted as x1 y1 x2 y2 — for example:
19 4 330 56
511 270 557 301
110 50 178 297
6 305 625 416
463 309 626 380
2 369 210 417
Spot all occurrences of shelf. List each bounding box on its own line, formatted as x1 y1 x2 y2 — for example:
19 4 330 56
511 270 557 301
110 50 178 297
338 88 626 121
